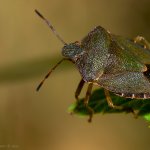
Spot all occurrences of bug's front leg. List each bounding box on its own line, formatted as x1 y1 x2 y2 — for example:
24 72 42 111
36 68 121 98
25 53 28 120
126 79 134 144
134 36 150 49
104 89 122 109
75 79 85 102
84 83 94 122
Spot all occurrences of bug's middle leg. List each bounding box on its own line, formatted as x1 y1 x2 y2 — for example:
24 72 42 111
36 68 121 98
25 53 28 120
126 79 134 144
84 83 94 122
104 89 122 109
134 36 150 49
75 79 85 102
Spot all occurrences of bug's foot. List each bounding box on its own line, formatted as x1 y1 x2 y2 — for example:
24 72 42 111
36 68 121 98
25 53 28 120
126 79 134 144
69 111 74 116
87 106 94 122
132 110 139 119
121 107 137 116
88 115 92 122
83 102 94 122
108 102 123 110
134 36 150 49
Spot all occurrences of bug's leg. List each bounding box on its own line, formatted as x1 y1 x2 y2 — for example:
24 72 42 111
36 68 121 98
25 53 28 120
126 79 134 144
104 90 138 116
75 79 85 102
104 89 122 109
131 110 138 118
84 83 94 122
121 106 138 118
134 36 150 49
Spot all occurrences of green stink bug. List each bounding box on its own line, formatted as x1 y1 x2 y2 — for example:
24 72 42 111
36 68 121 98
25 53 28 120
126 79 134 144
35 10 150 122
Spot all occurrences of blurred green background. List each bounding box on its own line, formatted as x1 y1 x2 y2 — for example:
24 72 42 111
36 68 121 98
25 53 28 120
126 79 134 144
0 0 150 150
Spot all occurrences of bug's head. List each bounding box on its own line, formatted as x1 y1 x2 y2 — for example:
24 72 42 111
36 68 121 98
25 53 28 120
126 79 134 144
62 42 83 59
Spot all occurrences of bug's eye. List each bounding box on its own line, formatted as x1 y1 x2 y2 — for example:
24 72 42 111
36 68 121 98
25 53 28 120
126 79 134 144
74 41 81 46
64 43 68 47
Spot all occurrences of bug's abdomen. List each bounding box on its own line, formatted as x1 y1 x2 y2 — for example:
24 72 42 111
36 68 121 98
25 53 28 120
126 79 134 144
97 71 150 99
113 65 150 99
114 92 150 99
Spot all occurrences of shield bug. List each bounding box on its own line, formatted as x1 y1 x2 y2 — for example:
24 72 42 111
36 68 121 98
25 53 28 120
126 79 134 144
35 10 150 122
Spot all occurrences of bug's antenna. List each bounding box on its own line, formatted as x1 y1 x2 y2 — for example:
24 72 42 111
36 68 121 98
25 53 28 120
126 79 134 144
36 58 68 91
35 9 66 45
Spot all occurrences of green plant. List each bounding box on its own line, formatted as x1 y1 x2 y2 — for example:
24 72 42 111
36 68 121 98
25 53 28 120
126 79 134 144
69 88 150 123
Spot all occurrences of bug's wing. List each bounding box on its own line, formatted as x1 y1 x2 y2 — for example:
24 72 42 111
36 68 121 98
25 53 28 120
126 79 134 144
104 40 147 74
112 35 150 64
97 71 150 99
81 26 146 73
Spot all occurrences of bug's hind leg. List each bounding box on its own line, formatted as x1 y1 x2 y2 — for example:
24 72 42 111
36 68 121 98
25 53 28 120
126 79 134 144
75 79 85 102
104 89 122 109
84 83 94 122
134 36 150 49
104 90 138 117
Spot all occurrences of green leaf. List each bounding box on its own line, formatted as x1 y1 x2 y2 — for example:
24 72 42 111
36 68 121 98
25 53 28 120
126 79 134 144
68 88 150 122
144 114 150 122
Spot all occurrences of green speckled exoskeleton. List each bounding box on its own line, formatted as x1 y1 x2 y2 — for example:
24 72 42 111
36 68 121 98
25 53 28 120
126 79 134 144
35 10 150 122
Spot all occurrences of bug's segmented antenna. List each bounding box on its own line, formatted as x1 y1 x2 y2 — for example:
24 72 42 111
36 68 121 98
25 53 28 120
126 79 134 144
36 58 67 91
35 9 66 45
